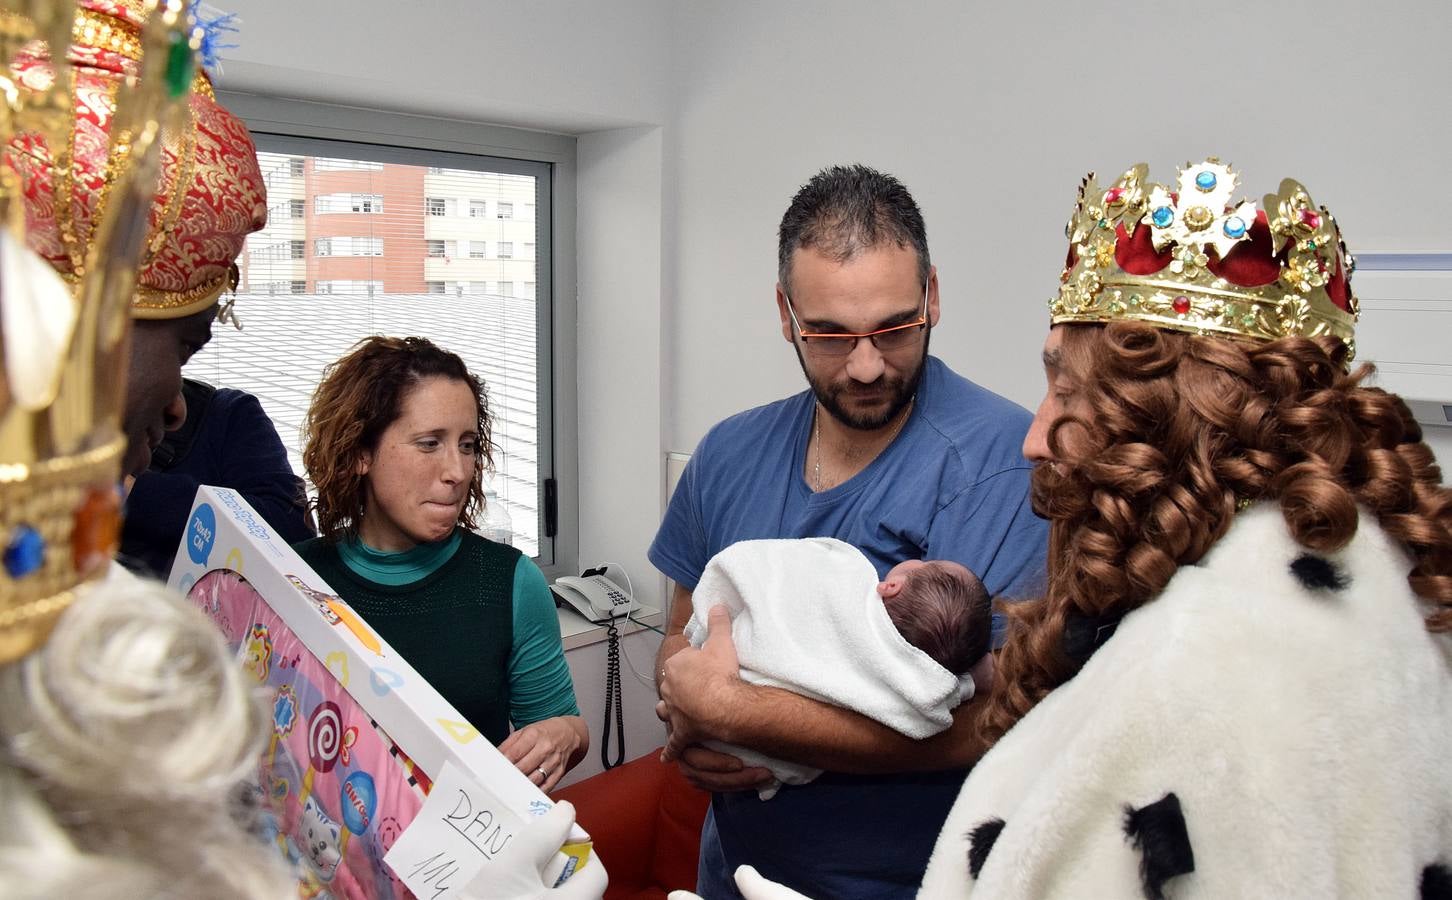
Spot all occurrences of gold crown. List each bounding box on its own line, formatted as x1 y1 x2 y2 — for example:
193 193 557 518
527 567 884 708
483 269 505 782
1049 159 1358 357
0 0 201 663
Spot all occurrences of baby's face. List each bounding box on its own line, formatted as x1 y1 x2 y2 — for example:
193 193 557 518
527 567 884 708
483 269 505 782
878 559 977 600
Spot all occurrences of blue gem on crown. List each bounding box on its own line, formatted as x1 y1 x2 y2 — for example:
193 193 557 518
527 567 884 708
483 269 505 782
1195 170 1218 192
1223 216 1248 239
4 526 45 578
1152 206 1175 228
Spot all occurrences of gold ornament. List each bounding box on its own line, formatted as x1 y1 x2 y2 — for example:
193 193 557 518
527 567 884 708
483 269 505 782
0 0 199 663
1050 158 1357 356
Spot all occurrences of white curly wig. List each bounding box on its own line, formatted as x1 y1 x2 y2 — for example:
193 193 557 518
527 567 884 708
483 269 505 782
0 570 295 899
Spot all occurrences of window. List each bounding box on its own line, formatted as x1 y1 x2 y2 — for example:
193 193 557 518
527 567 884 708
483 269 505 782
319 237 383 257
315 193 383 214
314 157 383 171
499 281 514 297
315 280 382 296
288 157 304 176
498 241 513 259
497 202 513 219
201 136 558 562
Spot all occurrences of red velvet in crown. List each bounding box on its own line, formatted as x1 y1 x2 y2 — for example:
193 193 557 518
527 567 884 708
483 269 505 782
1050 160 1357 353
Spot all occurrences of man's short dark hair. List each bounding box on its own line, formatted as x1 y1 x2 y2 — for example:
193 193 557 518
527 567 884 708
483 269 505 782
777 164 931 294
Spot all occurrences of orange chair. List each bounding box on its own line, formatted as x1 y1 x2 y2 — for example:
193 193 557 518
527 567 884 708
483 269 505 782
554 749 710 899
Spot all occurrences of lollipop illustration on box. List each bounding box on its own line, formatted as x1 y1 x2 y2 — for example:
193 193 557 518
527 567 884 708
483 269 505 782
190 570 422 899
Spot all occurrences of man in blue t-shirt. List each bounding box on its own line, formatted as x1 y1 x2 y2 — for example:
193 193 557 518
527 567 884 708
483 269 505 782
650 164 1048 899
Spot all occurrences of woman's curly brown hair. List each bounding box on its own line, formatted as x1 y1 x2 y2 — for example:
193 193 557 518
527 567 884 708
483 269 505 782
978 322 1452 743
300 336 495 542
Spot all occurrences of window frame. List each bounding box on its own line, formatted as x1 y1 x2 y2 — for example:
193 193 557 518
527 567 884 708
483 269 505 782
215 92 578 575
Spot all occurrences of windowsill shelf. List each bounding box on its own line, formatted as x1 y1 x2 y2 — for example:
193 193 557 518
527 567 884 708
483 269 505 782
558 602 663 651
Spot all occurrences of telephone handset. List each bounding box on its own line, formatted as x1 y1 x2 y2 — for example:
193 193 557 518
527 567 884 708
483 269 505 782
552 574 636 623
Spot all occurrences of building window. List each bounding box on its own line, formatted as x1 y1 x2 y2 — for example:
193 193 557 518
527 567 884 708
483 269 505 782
319 237 383 257
497 202 513 219
315 280 383 296
209 140 556 562
499 281 514 297
315 193 383 214
497 241 513 259
288 157 305 176
314 157 383 171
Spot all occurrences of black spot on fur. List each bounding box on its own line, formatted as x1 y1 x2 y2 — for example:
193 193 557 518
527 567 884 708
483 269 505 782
1062 609 1123 666
1424 863 1452 900
1290 553 1349 591
966 817 1005 879
1123 793 1195 900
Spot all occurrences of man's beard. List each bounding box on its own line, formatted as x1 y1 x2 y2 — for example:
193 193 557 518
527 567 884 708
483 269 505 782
794 328 930 431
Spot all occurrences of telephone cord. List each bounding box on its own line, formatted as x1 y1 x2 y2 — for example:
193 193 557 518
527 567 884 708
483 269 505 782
600 620 626 770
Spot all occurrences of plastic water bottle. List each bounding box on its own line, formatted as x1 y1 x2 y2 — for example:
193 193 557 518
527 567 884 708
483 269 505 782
478 488 514 546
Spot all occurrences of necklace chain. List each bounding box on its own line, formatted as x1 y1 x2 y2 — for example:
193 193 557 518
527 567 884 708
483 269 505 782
813 398 914 493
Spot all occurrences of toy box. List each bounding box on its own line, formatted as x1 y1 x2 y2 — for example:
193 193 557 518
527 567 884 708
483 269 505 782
169 486 590 898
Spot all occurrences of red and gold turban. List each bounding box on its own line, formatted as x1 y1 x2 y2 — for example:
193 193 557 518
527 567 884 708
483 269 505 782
5 0 266 319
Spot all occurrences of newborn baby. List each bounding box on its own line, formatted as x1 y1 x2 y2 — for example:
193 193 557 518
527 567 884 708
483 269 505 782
685 537 991 799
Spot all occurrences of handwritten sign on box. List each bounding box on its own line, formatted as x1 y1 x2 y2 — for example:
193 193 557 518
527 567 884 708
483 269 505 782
385 760 548 898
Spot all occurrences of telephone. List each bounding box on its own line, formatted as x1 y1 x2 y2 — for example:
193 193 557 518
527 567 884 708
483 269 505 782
551 574 636 623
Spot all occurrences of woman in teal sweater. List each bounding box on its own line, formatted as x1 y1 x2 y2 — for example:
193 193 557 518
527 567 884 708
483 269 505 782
294 336 586 792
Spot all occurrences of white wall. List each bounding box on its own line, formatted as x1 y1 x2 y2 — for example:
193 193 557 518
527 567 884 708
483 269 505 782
663 0 1452 448
217 0 674 131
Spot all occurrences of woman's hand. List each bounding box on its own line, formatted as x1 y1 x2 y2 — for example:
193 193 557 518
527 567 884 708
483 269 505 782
501 715 588 793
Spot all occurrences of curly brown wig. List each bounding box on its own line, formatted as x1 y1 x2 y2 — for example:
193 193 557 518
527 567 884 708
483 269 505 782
978 322 1452 743
300 336 495 542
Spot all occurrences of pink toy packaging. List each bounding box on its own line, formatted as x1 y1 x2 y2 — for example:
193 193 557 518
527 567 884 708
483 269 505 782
192 568 424 898
169 486 593 899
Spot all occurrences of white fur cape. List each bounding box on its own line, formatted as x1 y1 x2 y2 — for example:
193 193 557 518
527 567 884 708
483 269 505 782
917 504 1452 898
686 538 969 799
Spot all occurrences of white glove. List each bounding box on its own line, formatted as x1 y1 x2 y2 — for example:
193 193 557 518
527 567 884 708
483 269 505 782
734 865 814 900
458 800 608 900
666 866 814 900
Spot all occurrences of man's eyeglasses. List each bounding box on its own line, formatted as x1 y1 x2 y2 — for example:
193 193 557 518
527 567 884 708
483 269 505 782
784 283 928 358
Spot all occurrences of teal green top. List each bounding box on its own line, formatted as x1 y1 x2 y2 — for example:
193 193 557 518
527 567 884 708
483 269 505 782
294 529 578 744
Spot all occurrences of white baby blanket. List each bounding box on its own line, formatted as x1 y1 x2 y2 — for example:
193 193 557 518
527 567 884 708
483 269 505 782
686 537 968 799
